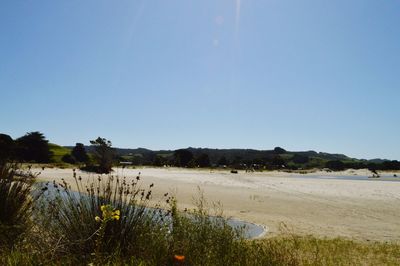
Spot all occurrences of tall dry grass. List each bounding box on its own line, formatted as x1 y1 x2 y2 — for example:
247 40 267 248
34 171 170 263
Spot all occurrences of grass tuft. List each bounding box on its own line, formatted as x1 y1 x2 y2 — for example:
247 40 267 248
0 162 38 250
34 171 169 263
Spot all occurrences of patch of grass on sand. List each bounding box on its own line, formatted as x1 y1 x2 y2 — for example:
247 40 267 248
255 235 400 265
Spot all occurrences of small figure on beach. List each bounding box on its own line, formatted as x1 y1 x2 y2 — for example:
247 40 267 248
369 169 380 178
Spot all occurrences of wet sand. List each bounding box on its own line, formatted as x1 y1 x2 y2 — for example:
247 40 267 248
36 167 400 242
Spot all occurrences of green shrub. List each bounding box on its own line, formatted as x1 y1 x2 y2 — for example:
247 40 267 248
89 137 114 173
0 163 37 249
61 154 76 164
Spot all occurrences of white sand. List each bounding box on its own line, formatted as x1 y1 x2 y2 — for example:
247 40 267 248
36 167 400 242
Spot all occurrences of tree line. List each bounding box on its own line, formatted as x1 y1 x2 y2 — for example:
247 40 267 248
0 132 52 164
1 132 400 172
120 147 400 171
0 132 115 174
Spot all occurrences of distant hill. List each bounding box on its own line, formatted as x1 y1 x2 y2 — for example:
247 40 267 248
62 145 399 170
67 145 353 161
65 146 383 162
365 158 390 164
49 143 71 163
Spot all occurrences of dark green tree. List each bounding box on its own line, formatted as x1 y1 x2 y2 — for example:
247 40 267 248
0 134 14 163
382 160 400 170
173 149 194 167
217 156 229 166
71 143 89 163
271 155 285 168
325 160 345 171
62 154 77 164
273 147 286 154
292 154 309 164
131 154 144 165
196 153 210 167
232 156 243 168
15 132 52 163
153 155 167 166
90 137 114 173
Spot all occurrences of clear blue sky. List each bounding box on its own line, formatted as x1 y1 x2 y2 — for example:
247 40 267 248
1 0 399 160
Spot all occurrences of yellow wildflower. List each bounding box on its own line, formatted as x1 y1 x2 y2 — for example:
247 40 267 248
97 204 120 222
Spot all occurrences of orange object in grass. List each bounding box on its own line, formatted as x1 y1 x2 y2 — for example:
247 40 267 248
174 255 185 262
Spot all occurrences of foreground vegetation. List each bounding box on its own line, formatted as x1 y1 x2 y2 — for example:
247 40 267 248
0 161 399 265
1 234 400 265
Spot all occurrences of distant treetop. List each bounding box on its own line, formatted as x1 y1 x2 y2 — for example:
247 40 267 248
274 147 286 154
16 132 52 163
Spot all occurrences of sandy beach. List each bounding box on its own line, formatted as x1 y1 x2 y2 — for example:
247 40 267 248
36 167 400 242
